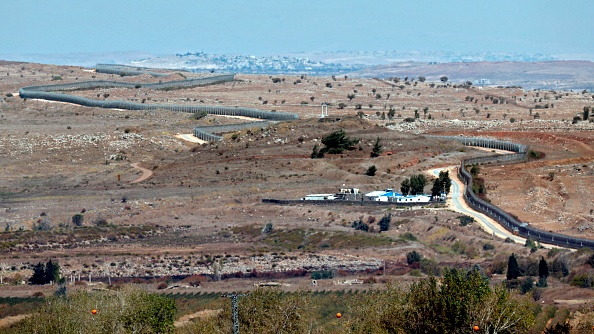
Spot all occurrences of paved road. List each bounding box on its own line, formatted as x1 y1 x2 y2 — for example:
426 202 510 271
429 166 527 244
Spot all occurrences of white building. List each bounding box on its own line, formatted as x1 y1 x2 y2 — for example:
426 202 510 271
301 194 336 201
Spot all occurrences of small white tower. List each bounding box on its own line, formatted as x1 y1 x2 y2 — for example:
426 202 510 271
320 103 328 118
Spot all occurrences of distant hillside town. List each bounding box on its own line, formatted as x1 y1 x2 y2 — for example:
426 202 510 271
130 52 367 75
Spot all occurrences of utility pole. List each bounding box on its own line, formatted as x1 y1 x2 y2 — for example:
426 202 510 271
225 293 246 334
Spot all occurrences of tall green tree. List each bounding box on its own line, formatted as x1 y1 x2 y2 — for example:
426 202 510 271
438 170 452 193
539 256 549 278
45 259 61 284
400 178 411 195
409 174 427 195
378 213 391 232
320 129 359 155
370 136 382 158
431 178 442 198
29 262 47 285
29 259 61 285
507 253 521 280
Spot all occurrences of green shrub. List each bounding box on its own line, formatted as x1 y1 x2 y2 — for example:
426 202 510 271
311 270 335 280
458 215 474 226
400 232 417 242
571 274 593 288
406 251 423 264
8 287 176 333
365 165 377 176
72 214 84 227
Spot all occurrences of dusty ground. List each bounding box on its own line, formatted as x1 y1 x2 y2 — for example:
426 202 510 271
0 60 593 302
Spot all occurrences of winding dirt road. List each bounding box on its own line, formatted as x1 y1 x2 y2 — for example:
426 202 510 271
130 163 153 183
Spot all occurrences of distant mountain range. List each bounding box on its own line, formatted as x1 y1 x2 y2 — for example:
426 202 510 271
1 50 593 90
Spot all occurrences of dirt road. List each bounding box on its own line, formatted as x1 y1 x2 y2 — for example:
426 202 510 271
130 163 153 183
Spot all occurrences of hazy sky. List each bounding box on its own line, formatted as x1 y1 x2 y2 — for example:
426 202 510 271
3 0 593 58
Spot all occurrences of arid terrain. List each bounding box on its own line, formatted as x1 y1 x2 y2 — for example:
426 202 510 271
1 60 594 306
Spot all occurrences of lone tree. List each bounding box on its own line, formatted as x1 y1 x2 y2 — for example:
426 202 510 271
370 137 383 158
431 170 452 198
401 179 411 195
319 129 359 155
507 253 521 280
72 213 84 227
366 165 377 176
406 251 423 265
378 213 391 232
440 76 448 83
539 256 549 278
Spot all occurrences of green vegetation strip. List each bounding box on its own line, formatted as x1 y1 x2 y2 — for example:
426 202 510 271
228 225 398 252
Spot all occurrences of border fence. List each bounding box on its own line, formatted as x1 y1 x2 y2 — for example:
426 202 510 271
19 66 298 141
430 135 594 249
96 63 185 77
193 121 274 142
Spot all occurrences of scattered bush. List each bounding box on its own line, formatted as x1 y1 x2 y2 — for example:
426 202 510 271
365 165 377 176
458 215 474 226
400 232 417 242
406 251 423 265
311 270 335 279
378 214 391 232
10 287 176 333
571 273 593 288
352 219 369 232
93 218 109 227
72 214 84 227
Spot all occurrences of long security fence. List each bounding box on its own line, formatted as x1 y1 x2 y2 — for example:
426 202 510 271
430 135 594 249
19 66 298 141
193 121 274 141
426 135 528 154
96 63 183 77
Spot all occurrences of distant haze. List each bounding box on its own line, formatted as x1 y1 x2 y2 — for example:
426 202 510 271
2 0 593 61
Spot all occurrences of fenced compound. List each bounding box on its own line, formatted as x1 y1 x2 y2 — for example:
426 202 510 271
430 135 594 249
19 65 298 142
